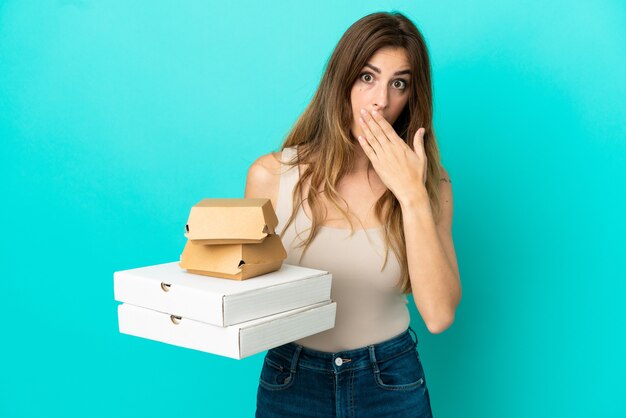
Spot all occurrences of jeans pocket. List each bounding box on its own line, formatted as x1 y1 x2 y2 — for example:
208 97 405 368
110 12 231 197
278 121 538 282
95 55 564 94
259 351 296 391
373 347 425 391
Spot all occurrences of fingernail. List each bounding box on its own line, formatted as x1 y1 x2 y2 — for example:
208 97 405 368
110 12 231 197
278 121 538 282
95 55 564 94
360 108 366 115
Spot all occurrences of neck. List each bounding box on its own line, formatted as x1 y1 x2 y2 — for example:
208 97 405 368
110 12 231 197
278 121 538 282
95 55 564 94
350 142 372 175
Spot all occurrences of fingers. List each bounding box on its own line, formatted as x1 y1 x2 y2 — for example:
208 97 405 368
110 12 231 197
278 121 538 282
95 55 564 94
358 114 384 157
357 135 376 160
360 109 389 144
368 109 404 146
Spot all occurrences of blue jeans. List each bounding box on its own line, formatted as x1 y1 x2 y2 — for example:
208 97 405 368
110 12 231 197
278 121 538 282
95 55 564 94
255 327 433 417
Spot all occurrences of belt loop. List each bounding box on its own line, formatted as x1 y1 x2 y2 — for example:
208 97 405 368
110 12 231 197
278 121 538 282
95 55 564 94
408 326 418 347
290 345 303 374
368 345 380 373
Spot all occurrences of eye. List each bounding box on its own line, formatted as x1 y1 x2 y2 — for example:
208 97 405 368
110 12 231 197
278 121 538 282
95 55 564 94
393 79 408 90
359 72 374 83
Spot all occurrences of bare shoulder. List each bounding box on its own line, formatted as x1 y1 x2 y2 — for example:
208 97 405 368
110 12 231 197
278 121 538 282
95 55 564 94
244 151 283 211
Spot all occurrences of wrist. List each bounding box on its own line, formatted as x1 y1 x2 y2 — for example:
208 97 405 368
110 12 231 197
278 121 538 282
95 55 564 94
398 188 431 211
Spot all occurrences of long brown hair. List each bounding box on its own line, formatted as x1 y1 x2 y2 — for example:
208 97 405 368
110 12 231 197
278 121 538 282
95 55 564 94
275 11 445 295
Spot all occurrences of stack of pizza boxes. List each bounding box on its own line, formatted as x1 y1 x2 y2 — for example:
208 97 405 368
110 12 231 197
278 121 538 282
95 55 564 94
114 198 336 359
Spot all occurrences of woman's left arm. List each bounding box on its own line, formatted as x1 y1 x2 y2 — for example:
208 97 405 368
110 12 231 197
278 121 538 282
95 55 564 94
357 108 462 334
398 171 461 334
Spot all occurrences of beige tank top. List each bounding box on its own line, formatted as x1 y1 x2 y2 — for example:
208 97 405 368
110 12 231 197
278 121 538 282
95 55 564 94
275 146 410 352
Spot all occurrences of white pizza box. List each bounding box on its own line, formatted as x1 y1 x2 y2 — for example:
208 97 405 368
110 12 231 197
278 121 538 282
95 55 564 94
113 262 332 327
117 300 337 359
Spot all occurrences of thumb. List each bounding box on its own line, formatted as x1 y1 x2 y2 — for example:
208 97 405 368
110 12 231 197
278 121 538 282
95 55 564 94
413 128 425 153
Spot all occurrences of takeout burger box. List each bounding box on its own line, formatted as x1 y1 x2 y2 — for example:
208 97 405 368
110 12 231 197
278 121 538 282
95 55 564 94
180 198 287 280
179 233 287 280
114 261 333 326
117 300 336 359
184 198 278 244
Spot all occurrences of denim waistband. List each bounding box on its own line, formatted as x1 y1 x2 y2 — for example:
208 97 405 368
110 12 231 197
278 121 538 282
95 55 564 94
268 327 419 373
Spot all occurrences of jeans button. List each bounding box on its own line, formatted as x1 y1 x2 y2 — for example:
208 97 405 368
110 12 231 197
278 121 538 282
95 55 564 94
335 357 343 366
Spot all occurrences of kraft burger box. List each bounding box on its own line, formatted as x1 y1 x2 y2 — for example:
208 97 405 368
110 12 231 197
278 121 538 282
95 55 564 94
184 198 278 244
180 198 287 280
180 234 286 280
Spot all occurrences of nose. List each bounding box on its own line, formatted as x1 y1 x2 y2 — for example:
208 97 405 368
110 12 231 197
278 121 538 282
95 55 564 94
372 84 389 111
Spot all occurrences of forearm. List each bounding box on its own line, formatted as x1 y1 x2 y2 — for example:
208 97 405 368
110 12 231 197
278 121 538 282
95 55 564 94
399 191 461 332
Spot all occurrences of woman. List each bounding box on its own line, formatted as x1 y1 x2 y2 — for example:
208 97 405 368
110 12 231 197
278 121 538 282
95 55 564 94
245 11 461 418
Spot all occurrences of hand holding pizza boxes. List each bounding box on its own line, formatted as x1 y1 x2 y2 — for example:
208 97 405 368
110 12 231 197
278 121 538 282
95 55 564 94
114 198 336 359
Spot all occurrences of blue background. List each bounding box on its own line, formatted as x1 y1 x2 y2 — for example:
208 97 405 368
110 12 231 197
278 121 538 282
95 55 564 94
1 1 625 417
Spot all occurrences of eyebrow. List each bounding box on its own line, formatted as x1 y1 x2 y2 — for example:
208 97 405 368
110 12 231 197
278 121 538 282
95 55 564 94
364 63 412 76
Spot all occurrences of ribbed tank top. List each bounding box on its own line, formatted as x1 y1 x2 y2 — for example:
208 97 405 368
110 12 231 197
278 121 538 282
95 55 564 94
275 146 411 352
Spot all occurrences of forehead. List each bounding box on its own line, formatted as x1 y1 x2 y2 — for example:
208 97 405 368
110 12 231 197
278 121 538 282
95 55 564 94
366 47 410 69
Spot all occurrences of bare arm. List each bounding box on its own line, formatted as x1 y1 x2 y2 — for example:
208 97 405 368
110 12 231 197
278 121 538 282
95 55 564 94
400 167 461 334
